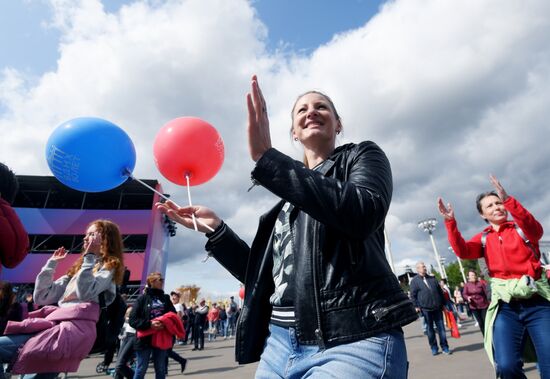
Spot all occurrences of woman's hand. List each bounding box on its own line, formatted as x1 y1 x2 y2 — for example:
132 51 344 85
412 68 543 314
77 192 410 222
156 200 221 234
247 75 272 162
51 247 68 261
437 197 455 220
85 232 102 256
489 174 508 201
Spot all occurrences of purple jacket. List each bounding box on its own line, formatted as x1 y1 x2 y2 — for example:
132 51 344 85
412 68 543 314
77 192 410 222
4 302 99 374
463 281 489 310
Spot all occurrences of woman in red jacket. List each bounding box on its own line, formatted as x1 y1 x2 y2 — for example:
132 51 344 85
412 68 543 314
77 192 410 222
0 163 29 276
438 175 550 378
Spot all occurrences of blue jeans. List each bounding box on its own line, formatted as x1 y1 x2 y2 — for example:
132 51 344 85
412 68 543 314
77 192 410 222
0 333 58 378
0 334 34 372
493 298 550 379
208 320 218 341
255 324 408 378
133 347 168 379
114 334 136 379
421 309 448 353
219 319 226 336
225 315 236 337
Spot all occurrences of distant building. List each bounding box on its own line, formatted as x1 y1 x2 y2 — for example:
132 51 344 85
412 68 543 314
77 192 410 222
5 175 176 301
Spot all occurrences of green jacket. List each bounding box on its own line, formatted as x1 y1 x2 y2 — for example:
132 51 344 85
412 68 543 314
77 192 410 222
484 273 550 365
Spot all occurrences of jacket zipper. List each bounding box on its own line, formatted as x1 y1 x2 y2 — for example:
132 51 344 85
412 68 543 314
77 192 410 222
371 298 412 322
311 222 326 349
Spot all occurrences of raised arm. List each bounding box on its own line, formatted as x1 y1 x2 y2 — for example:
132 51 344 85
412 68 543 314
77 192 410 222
252 142 392 240
34 247 71 306
75 253 115 303
489 175 543 242
438 198 484 260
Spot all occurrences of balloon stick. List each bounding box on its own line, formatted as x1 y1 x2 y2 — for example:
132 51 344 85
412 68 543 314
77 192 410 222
123 169 214 232
185 173 199 231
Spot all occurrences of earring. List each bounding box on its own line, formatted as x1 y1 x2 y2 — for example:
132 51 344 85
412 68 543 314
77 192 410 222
336 130 341 135
294 138 298 141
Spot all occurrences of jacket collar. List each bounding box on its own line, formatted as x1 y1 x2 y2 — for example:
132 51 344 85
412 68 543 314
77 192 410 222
482 220 514 233
314 142 355 176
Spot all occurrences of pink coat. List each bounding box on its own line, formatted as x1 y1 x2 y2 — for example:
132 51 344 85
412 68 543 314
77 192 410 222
4 302 99 374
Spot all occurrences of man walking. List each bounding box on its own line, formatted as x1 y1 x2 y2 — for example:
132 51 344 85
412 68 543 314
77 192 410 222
225 296 238 338
410 261 451 356
192 299 209 351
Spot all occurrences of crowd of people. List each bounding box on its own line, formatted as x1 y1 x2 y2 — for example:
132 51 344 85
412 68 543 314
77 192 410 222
90 286 242 378
1 73 549 378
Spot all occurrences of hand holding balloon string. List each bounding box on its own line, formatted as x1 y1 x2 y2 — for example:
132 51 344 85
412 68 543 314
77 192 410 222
124 169 214 232
156 199 221 235
46 111 224 234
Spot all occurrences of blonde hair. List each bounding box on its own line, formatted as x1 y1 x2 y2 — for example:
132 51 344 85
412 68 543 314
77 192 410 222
146 272 163 287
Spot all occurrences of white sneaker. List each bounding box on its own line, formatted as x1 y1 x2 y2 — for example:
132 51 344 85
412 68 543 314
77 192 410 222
474 322 479 327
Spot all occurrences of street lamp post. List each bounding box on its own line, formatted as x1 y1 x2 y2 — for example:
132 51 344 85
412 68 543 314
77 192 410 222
439 257 448 279
449 247 467 283
404 264 412 285
417 218 447 279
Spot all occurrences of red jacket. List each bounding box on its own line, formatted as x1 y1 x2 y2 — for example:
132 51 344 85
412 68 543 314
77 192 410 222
445 196 543 280
207 307 220 322
0 198 29 276
137 312 185 350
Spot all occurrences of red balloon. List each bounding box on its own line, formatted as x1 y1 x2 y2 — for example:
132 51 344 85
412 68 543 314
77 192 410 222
239 287 245 300
153 117 224 186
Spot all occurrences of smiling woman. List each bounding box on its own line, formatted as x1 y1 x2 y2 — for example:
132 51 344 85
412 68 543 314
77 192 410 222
158 75 418 378
289 90 343 165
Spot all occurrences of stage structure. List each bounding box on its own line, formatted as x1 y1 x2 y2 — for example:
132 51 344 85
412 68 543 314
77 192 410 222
5 175 177 301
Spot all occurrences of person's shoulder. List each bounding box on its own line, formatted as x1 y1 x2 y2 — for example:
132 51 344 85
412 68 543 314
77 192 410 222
333 141 377 154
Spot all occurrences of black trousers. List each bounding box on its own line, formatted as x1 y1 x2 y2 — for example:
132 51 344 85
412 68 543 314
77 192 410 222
193 325 205 349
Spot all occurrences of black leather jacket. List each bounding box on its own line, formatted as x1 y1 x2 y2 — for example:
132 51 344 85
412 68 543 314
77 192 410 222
206 141 417 364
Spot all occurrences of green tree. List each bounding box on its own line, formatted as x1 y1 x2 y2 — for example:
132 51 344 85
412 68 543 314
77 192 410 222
443 259 480 289
444 262 463 289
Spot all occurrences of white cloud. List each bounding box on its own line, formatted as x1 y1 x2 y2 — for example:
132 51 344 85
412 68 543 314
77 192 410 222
2 0 550 293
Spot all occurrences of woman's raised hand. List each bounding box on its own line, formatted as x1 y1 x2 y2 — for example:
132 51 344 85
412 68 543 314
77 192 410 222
85 232 102 255
489 174 508 201
156 200 221 234
247 75 272 162
51 247 68 261
437 197 455 220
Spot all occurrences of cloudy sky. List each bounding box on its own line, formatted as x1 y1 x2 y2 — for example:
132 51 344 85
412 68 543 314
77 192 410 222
2 0 550 299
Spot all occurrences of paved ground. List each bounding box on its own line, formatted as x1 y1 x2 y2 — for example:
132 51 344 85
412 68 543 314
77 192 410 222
69 317 538 378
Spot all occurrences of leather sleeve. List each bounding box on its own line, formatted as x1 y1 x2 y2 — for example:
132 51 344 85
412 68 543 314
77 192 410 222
252 141 392 240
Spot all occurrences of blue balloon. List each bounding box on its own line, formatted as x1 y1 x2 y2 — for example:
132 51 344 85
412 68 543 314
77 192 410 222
45 117 136 192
